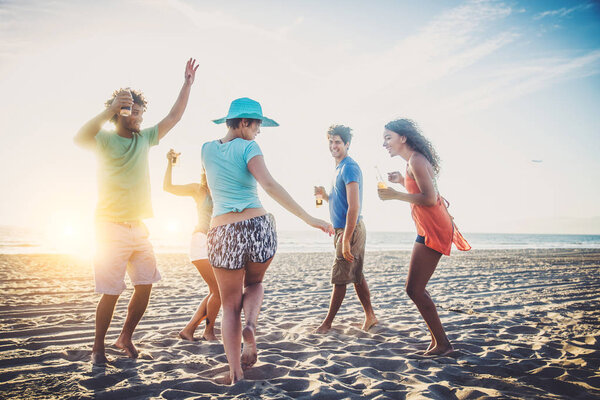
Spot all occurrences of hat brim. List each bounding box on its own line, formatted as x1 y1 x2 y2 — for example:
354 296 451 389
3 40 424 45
212 113 279 127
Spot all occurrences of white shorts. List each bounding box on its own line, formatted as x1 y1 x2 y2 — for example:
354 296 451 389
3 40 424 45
190 231 209 262
94 221 161 295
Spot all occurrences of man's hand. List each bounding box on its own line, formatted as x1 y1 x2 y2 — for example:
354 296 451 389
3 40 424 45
378 187 399 201
185 58 199 85
314 186 326 196
387 171 403 184
342 238 354 262
109 90 133 115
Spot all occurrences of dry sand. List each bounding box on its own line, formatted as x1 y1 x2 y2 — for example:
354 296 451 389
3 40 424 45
0 249 599 399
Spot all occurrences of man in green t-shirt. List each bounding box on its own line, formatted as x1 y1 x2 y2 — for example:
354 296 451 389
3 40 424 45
74 58 199 365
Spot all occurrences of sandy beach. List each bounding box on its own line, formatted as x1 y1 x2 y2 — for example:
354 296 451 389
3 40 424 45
0 249 599 399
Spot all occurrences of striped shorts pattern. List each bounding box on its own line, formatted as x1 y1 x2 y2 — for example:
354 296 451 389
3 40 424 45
207 213 277 270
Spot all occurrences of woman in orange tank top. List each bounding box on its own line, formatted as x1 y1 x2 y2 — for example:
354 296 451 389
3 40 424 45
378 119 470 356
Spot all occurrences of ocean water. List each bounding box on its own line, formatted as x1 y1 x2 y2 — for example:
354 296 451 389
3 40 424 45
0 226 599 255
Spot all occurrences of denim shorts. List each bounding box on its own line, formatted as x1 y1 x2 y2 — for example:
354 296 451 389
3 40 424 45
207 214 277 270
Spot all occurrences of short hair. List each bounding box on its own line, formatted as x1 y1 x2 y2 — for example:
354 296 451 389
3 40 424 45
104 88 148 124
327 124 353 144
226 118 262 129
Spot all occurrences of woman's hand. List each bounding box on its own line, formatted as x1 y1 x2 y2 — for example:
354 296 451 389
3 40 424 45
308 216 334 236
166 149 181 164
378 187 400 201
388 171 403 184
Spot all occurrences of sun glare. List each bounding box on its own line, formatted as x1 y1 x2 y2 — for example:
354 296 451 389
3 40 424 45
44 211 94 258
165 219 181 234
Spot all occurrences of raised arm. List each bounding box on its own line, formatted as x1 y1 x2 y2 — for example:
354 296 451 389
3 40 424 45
378 155 437 206
248 156 333 235
163 150 206 200
157 58 199 140
74 90 132 149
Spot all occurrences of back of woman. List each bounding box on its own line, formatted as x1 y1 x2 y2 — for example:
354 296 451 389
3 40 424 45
201 138 262 216
199 97 333 384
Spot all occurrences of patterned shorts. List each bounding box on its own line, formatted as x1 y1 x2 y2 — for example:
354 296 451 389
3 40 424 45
207 213 277 270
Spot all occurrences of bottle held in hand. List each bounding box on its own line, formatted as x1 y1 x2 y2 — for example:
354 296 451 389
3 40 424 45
120 89 132 117
316 194 323 207
375 166 387 189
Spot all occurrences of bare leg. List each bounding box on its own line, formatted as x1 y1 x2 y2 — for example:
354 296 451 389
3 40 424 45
180 259 221 341
212 267 245 384
315 284 346 333
405 243 453 356
114 284 152 358
354 277 378 331
92 294 119 364
241 258 272 370
179 296 208 341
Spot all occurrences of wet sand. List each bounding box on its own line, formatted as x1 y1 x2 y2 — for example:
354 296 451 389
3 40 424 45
0 249 599 399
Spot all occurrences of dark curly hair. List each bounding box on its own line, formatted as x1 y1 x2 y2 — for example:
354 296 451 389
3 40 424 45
327 124 353 144
385 119 441 175
104 88 148 124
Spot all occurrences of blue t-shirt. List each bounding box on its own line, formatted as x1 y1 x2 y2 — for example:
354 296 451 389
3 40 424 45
329 156 363 229
201 138 263 217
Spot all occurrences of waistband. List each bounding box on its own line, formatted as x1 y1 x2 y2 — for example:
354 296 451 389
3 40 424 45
209 213 274 231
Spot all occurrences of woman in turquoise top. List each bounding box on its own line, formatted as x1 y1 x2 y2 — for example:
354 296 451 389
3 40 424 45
163 149 220 342
202 98 333 384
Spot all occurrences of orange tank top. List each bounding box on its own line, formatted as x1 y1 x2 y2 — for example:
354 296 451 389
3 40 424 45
404 169 471 255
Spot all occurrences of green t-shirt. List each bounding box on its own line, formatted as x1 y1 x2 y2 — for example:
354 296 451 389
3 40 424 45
95 125 159 221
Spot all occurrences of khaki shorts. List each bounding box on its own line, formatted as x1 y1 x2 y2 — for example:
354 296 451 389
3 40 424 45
94 221 161 295
331 219 366 285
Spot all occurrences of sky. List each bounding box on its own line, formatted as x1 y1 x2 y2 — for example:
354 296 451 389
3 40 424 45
1 0 599 250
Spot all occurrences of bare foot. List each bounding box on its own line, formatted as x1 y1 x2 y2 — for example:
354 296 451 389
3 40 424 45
241 325 258 370
216 371 243 385
426 340 436 353
362 315 378 331
114 338 139 358
91 351 109 365
178 330 198 341
202 331 218 341
313 322 331 334
424 343 455 356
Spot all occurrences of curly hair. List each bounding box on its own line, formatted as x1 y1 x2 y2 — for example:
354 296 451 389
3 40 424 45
385 119 441 175
327 124 353 144
104 88 148 124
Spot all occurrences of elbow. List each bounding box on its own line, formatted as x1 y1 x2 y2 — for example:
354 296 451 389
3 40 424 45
262 180 279 196
424 197 437 207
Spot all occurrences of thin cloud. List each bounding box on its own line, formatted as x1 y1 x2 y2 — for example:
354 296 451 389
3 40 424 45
316 0 517 102
161 0 298 42
442 50 600 113
533 3 594 20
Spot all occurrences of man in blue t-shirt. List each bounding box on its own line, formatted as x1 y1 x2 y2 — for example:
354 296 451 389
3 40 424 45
313 125 377 334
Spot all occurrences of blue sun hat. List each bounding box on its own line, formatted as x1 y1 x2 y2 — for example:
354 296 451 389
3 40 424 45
212 97 279 127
